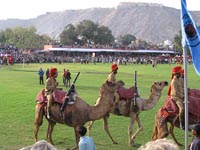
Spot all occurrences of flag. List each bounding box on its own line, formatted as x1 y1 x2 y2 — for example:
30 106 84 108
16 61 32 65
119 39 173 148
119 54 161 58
181 0 200 76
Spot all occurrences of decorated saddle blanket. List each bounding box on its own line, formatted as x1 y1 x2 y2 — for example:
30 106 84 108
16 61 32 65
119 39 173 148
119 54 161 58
36 89 66 104
161 97 179 117
117 86 135 99
161 96 200 118
189 89 200 97
188 96 200 117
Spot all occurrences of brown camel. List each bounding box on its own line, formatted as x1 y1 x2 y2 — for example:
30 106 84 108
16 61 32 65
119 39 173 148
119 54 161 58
34 80 116 150
152 91 200 146
87 80 168 146
151 107 195 146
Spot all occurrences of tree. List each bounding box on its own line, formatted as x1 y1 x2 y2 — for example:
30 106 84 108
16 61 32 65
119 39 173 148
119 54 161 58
0 31 6 44
1 26 50 50
60 24 78 45
173 30 182 54
119 34 136 46
76 20 98 45
94 26 114 45
59 20 115 46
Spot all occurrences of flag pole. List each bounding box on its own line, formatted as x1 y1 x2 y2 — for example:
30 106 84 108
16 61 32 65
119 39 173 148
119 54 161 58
181 0 200 147
183 47 189 150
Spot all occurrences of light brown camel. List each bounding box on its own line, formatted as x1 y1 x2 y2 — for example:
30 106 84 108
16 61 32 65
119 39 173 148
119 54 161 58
152 90 200 146
87 80 168 146
34 80 116 150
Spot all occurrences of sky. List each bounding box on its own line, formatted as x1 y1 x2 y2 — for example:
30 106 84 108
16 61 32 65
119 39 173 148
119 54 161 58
0 0 200 20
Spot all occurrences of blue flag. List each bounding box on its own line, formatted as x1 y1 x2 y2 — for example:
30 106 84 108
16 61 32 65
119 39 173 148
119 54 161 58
181 0 200 76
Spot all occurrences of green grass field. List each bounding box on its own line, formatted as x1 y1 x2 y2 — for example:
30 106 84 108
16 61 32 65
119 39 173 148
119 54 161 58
0 62 199 150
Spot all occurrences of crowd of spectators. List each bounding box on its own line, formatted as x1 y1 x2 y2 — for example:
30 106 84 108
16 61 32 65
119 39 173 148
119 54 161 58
0 50 192 66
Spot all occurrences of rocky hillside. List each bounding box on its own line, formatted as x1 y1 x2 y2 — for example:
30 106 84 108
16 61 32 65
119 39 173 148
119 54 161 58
0 2 200 44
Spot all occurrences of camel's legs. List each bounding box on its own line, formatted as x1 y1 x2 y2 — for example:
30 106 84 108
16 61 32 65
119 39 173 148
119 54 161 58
129 114 143 146
153 111 169 140
103 116 118 144
74 127 80 149
87 121 94 136
88 116 118 144
169 123 182 146
46 121 56 145
128 115 135 146
132 115 143 139
34 105 44 142
152 124 158 140
152 115 159 140
65 127 79 150
46 123 50 139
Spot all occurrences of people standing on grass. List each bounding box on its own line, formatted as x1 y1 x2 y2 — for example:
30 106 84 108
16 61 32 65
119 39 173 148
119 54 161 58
38 68 44 85
46 68 50 80
62 69 67 86
66 69 71 87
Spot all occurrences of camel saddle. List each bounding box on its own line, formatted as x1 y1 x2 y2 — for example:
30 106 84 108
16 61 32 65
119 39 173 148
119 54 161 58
160 89 200 126
188 89 200 97
36 89 67 104
117 86 135 100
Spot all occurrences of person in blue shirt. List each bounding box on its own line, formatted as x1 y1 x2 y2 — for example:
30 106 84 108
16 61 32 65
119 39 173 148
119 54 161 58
38 68 44 85
76 125 96 150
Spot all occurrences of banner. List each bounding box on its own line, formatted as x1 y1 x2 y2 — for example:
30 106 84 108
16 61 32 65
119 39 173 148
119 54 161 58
181 0 200 76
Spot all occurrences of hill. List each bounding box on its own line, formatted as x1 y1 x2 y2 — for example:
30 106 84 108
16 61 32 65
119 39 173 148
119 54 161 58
0 2 200 44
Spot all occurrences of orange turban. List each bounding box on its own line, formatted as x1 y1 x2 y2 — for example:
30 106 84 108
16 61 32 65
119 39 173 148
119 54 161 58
180 69 184 75
111 64 118 71
172 66 182 74
50 68 57 77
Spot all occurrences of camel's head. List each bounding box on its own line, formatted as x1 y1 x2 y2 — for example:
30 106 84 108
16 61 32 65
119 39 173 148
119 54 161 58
151 81 168 93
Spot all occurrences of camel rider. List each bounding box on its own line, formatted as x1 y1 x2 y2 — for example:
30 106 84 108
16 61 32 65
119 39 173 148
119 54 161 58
45 68 59 119
180 69 184 89
168 66 184 129
106 63 120 114
107 63 118 83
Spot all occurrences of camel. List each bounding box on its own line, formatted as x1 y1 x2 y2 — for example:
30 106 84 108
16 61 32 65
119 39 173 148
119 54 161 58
152 89 200 146
87 80 168 146
34 80 116 150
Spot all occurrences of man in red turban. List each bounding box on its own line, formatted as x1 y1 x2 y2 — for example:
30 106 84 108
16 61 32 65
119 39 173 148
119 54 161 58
45 68 59 119
168 66 184 129
107 63 118 83
180 69 184 94
106 63 120 114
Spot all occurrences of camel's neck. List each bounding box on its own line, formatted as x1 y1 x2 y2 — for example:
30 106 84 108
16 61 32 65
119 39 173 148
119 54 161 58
88 95 113 120
142 92 161 110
